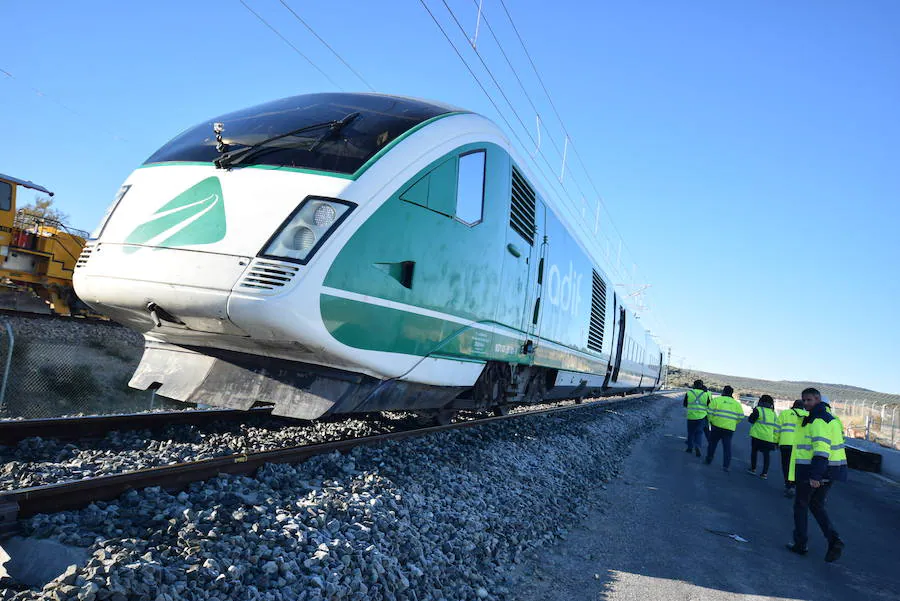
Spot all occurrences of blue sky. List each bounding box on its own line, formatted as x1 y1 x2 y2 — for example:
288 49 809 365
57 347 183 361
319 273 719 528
2 1 897 393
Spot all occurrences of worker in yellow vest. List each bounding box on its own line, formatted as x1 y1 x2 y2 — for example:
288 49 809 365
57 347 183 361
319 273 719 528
704 385 744 471
776 400 808 498
748 395 777 478
682 379 711 457
786 387 847 562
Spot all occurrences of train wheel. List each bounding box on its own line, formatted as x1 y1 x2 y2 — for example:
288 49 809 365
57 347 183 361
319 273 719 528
473 362 510 409
492 405 510 417
434 409 456 426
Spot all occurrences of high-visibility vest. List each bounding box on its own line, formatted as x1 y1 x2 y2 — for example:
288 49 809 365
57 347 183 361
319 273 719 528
775 408 808 446
707 395 744 431
750 406 777 443
685 388 710 420
789 409 848 482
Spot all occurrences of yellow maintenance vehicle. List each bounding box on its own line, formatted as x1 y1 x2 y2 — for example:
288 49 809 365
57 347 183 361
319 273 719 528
0 173 88 315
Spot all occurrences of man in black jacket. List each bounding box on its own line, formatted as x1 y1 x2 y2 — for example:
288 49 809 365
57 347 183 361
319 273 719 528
786 387 848 562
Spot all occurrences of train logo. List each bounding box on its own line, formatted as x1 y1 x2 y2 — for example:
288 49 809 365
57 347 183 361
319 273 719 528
124 176 226 251
546 261 583 317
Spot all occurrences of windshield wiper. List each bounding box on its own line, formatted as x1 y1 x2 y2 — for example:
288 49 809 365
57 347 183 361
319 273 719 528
214 112 361 169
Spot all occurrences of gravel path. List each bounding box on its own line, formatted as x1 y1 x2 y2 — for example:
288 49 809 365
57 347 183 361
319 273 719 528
510 400 900 601
0 394 668 601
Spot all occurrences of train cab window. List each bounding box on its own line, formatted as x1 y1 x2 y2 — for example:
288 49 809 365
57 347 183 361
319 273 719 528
0 181 11 212
455 150 485 226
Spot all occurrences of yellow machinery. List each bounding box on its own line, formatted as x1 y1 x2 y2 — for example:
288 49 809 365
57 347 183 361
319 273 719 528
0 173 87 315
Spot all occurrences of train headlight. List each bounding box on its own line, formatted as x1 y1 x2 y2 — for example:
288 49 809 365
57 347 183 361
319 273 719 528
313 204 336 227
261 197 354 264
291 226 316 251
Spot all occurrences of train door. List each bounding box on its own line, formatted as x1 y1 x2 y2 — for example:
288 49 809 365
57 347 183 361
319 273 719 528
496 165 541 358
655 352 664 387
610 305 627 383
523 203 547 358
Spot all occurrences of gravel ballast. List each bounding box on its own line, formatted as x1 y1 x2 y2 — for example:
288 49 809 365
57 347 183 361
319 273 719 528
0 414 422 491
1 395 671 601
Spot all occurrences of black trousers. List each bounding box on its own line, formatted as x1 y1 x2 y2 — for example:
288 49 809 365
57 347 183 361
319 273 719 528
750 437 775 474
705 426 734 468
793 480 838 547
779 445 793 487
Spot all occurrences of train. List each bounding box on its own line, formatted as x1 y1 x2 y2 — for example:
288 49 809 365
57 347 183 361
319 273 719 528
73 92 663 420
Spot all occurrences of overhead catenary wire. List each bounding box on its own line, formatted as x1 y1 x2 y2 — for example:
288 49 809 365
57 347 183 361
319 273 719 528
466 0 629 262
428 1 599 271
238 0 345 91
431 0 636 292
485 0 671 341
421 0 670 346
495 0 635 275
276 0 377 92
0 67 129 143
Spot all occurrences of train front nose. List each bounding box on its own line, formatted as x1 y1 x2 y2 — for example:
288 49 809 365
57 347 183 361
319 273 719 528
73 165 351 336
74 241 253 335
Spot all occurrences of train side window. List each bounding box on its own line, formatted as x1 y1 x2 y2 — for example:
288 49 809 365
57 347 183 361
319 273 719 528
0 182 11 212
455 150 485 226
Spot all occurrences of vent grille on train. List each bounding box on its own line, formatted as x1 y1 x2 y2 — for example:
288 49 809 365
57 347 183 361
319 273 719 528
237 259 300 292
75 243 95 269
510 166 536 245
588 270 607 352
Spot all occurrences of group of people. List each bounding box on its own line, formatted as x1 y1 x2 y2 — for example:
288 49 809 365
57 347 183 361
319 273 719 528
682 380 848 562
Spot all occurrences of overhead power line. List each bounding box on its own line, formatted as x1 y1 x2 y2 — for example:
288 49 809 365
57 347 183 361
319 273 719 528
490 0 670 341
277 0 376 92
423 1 594 265
430 0 635 292
495 0 632 265
419 0 669 345
1 67 129 143
238 0 344 91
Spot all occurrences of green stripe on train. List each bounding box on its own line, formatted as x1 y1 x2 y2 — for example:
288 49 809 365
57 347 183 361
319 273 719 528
320 294 609 374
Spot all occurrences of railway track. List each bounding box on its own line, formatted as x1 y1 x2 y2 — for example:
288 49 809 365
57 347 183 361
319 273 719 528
0 406 284 446
0 391 673 534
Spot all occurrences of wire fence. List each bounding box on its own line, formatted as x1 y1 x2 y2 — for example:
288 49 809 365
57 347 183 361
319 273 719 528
829 399 899 451
0 317 179 419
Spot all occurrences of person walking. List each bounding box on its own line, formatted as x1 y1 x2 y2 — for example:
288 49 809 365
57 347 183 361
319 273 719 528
776 400 808 497
748 395 778 478
704 386 744 471
683 380 711 457
786 387 848 562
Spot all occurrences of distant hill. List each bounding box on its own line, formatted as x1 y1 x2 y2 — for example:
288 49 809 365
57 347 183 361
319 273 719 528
667 367 900 405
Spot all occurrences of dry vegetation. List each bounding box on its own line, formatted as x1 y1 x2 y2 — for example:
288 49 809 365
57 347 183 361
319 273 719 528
667 366 900 405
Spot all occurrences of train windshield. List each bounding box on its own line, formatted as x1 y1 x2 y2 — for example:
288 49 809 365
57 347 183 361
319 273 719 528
144 93 458 175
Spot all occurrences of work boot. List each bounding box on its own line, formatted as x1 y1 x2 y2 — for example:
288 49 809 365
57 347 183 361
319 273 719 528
825 538 845 563
785 543 808 556
783 487 795 498
695 448 701 457
685 447 693 453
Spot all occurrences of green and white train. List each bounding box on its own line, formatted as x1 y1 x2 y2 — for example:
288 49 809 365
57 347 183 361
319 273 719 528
74 93 663 420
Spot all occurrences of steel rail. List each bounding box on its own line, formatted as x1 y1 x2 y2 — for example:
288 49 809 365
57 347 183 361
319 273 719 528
0 391 673 531
0 407 282 446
